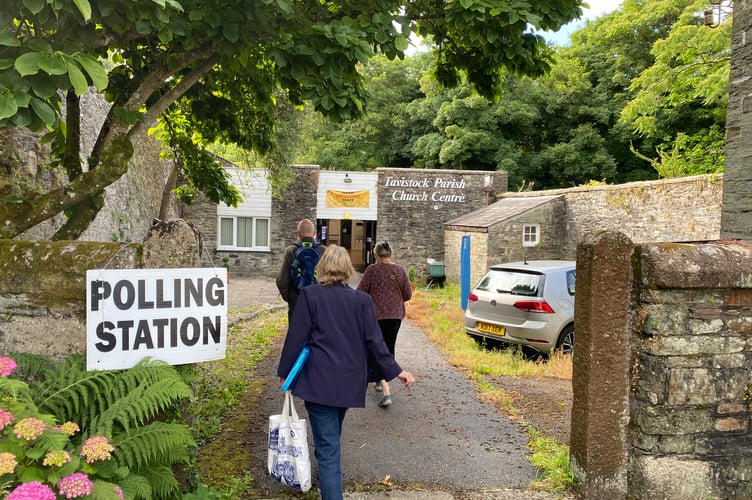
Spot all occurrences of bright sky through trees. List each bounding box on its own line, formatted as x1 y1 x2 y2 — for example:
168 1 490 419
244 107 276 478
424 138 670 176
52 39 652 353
546 0 623 45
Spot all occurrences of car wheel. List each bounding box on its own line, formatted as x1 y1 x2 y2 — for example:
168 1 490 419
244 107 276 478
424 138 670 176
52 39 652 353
555 325 574 355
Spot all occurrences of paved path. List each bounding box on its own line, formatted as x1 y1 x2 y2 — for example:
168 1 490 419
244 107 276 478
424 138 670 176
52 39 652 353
226 277 571 499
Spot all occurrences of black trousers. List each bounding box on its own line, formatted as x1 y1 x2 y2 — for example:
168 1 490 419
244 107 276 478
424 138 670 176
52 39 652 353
368 318 402 382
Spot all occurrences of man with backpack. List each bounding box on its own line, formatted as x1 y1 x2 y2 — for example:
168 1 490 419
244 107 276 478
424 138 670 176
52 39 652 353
276 219 326 323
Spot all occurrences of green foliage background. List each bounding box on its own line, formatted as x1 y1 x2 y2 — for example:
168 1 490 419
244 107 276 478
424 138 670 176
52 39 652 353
284 0 730 189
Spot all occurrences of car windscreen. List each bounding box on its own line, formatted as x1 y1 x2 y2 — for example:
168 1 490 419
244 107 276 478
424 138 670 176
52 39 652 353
476 269 543 296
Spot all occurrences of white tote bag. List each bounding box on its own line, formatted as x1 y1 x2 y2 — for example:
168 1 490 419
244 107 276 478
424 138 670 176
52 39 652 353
267 390 312 492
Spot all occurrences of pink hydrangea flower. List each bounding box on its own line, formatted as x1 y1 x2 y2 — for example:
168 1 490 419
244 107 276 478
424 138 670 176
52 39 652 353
114 485 125 499
59 421 80 436
8 481 56 500
80 435 114 463
0 409 13 430
13 417 46 441
0 357 17 376
0 451 17 475
43 449 72 467
57 472 94 498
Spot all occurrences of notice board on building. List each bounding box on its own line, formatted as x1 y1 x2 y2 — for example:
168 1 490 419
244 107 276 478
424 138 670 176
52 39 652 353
86 268 227 371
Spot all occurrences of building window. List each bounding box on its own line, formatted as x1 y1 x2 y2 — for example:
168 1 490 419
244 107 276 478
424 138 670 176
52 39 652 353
218 216 270 250
522 224 540 247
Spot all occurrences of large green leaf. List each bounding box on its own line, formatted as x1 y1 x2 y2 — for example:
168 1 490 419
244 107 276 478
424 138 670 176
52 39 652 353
22 0 46 15
394 34 409 51
65 60 89 95
0 89 18 119
0 29 20 47
26 38 51 52
30 96 56 125
38 53 68 76
14 52 43 76
30 74 61 99
75 55 108 91
72 0 92 21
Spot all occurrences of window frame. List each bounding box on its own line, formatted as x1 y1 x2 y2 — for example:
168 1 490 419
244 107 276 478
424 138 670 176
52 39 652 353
522 223 540 247
216 215 270 251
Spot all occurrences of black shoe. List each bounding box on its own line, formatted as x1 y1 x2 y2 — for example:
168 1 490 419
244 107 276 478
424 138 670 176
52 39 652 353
378 396 392 407
374 382 382 392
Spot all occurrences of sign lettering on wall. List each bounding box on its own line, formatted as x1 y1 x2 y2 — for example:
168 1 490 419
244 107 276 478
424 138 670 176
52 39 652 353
86 268 227 371
384 176 468 203
326 189 370 208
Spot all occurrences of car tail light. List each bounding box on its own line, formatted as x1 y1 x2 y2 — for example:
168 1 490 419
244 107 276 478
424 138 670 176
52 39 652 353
514 300 554 313
468 293 478 302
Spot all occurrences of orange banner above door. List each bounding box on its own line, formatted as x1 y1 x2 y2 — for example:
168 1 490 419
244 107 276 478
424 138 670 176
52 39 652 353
325 190 370 208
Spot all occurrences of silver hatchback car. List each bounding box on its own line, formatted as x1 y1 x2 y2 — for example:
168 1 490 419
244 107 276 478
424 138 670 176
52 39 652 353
464 260 576 356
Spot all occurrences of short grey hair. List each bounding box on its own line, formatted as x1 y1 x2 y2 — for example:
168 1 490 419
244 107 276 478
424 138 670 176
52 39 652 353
374 241 392 258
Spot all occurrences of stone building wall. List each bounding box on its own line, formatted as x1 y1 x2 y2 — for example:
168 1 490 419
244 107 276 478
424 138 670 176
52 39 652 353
181 164 321 279
0 90 177 243
570 232 752 499
445 175 723 286
722 0 752 240
183 165 507 281
444 230 488 289
505 175 723 259
484 199 568 262
376 167 507 280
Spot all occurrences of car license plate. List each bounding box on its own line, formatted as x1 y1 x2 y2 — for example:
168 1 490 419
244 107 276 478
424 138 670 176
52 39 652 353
477 322 505 336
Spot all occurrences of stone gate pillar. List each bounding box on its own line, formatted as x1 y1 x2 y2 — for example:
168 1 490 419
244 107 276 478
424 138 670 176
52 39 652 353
569 230 635 498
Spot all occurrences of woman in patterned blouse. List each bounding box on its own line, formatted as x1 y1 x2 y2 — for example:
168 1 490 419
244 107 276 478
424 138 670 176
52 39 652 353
357 241 413 407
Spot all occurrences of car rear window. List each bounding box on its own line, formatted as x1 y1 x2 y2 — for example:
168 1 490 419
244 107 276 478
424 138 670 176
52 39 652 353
476 269 543 296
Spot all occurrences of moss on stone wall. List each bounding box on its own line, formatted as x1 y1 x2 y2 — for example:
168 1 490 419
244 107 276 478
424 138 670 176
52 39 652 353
0 239 142 314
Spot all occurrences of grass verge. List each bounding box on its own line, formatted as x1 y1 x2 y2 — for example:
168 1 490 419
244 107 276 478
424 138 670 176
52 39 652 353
187 305 287 497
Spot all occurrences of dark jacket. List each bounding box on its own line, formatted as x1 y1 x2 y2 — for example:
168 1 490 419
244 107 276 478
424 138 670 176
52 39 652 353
277 283 402 408
275 236 325 303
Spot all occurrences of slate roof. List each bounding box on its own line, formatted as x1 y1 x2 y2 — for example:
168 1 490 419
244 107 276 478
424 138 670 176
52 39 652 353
444 195 563 231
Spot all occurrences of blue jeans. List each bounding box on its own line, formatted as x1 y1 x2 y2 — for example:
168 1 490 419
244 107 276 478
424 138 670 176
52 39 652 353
304 401 348 500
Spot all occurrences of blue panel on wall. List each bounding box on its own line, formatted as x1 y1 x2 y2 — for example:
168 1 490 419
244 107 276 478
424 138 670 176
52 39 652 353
461 235 470 310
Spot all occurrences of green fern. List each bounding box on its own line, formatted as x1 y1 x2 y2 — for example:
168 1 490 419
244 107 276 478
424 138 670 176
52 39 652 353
112 421 194 471
88 377 193 436
138 465 181 498
119 473 153 500
0 377 38 413
15 355 196 500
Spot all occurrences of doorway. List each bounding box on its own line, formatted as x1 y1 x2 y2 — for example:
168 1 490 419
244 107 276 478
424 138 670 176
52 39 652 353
317 219 376 272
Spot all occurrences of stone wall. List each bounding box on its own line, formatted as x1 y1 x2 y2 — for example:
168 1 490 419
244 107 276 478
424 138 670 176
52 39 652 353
445 175 723 286
570 232 752 499
507 175 722 258
722 0 752 240
0 219 200 360
0 90 177 243
0 240 141 359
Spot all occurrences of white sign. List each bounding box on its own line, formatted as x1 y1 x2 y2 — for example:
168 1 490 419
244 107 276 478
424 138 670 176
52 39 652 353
86 268 227 371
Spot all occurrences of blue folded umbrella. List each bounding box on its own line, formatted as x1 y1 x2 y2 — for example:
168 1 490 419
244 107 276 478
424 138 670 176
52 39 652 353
281 346 311 391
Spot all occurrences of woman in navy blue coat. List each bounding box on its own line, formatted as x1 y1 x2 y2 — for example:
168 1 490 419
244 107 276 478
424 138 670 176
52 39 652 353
278 245 415 500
